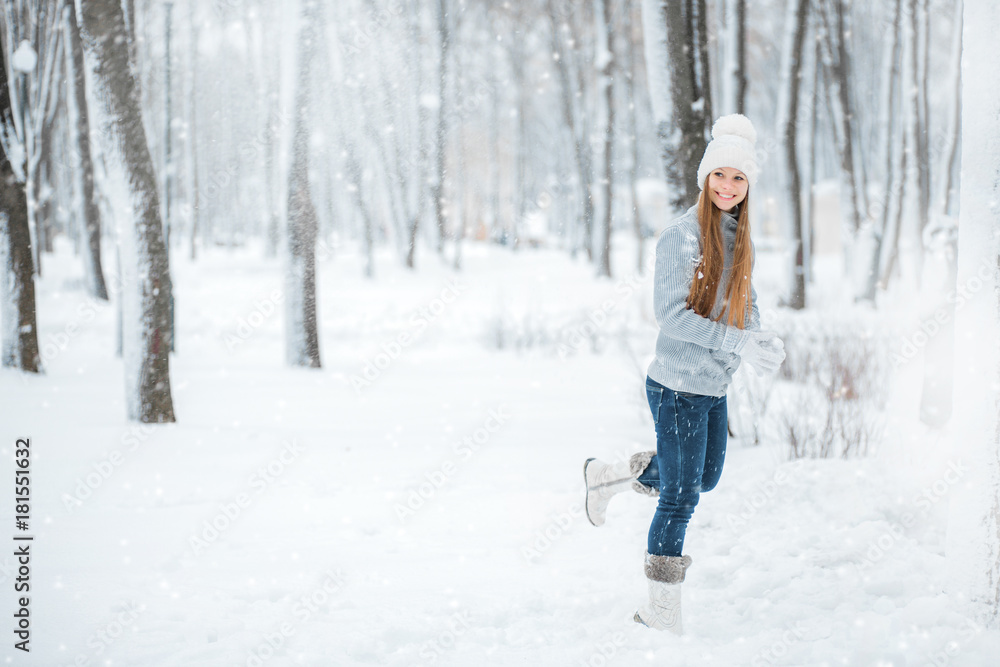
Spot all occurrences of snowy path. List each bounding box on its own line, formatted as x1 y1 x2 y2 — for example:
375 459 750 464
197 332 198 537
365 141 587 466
2 242 999 666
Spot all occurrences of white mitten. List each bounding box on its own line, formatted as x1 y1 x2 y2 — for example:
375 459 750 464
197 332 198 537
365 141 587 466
738 330 785 377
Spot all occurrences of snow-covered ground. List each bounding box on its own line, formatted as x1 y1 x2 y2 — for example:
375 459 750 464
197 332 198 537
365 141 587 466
2 236 999 666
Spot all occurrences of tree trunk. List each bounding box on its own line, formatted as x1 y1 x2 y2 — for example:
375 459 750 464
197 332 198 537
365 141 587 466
0 164 40 374
777 0 810 310
549 3 595 261
857 0 903 302
906 0 930 283
597 0 614 278
804 34 821 285
406 0 428 269
623 0 645 272
0 39 40 373
80 0 175 422
880 130 907 288
817 0 863 245
732 0 746 114
64 0 109 300
285 0 322 368
187 11 201 261
946 0 1000 626
937 0 963 218
433 0 449 255
642 0 712 214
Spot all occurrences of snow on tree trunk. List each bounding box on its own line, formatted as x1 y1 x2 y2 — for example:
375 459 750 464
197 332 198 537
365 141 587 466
946 0 1000 625
284 0 322 369
64 0 109 301
640 0 711 215
776 0 809 310
80 0 175 422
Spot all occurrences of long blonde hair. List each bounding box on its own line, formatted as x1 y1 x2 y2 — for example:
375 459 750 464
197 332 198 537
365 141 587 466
685 178 754 328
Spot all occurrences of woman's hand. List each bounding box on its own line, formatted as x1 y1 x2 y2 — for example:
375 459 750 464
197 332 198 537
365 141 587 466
738 330 785 377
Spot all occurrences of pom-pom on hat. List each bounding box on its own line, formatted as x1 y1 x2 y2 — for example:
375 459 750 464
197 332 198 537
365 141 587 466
696 114 760 190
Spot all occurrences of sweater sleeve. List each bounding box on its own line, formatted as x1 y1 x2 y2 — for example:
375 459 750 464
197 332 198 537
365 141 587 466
653 224 751 353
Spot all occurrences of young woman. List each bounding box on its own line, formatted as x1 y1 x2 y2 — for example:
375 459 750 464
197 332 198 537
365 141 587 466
583 115 785 634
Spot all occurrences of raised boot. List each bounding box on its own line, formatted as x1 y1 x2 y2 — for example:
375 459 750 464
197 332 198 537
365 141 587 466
633 552 692 634
584 451 656 527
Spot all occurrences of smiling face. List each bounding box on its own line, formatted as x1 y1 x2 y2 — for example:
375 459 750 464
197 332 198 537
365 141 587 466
706 167 749 211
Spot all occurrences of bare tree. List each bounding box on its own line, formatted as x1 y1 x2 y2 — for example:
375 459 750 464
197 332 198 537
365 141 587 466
549 0 595 260
777 0 810 310
0 36 40 373
63 0 108 300
433 0 450 254
186 7 200 261
596 0 614 278
80 0 175 422
936 0 963 219
641 0 712 214
722 0 747 115
406 0 429 269
285 0 321 368
858 0 903 303
816 0 865 247
621 0 646 272
905 0 930 281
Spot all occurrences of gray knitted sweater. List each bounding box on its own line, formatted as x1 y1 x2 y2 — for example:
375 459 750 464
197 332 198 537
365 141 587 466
646 204 761 397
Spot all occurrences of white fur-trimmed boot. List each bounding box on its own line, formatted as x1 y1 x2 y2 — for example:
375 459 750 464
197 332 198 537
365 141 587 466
633 552 692 634
584 451 657 527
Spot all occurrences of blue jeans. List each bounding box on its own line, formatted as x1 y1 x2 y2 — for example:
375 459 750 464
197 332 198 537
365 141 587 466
639 376 728 557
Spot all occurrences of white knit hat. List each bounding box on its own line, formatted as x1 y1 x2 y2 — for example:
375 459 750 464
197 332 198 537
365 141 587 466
696 114 760 190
